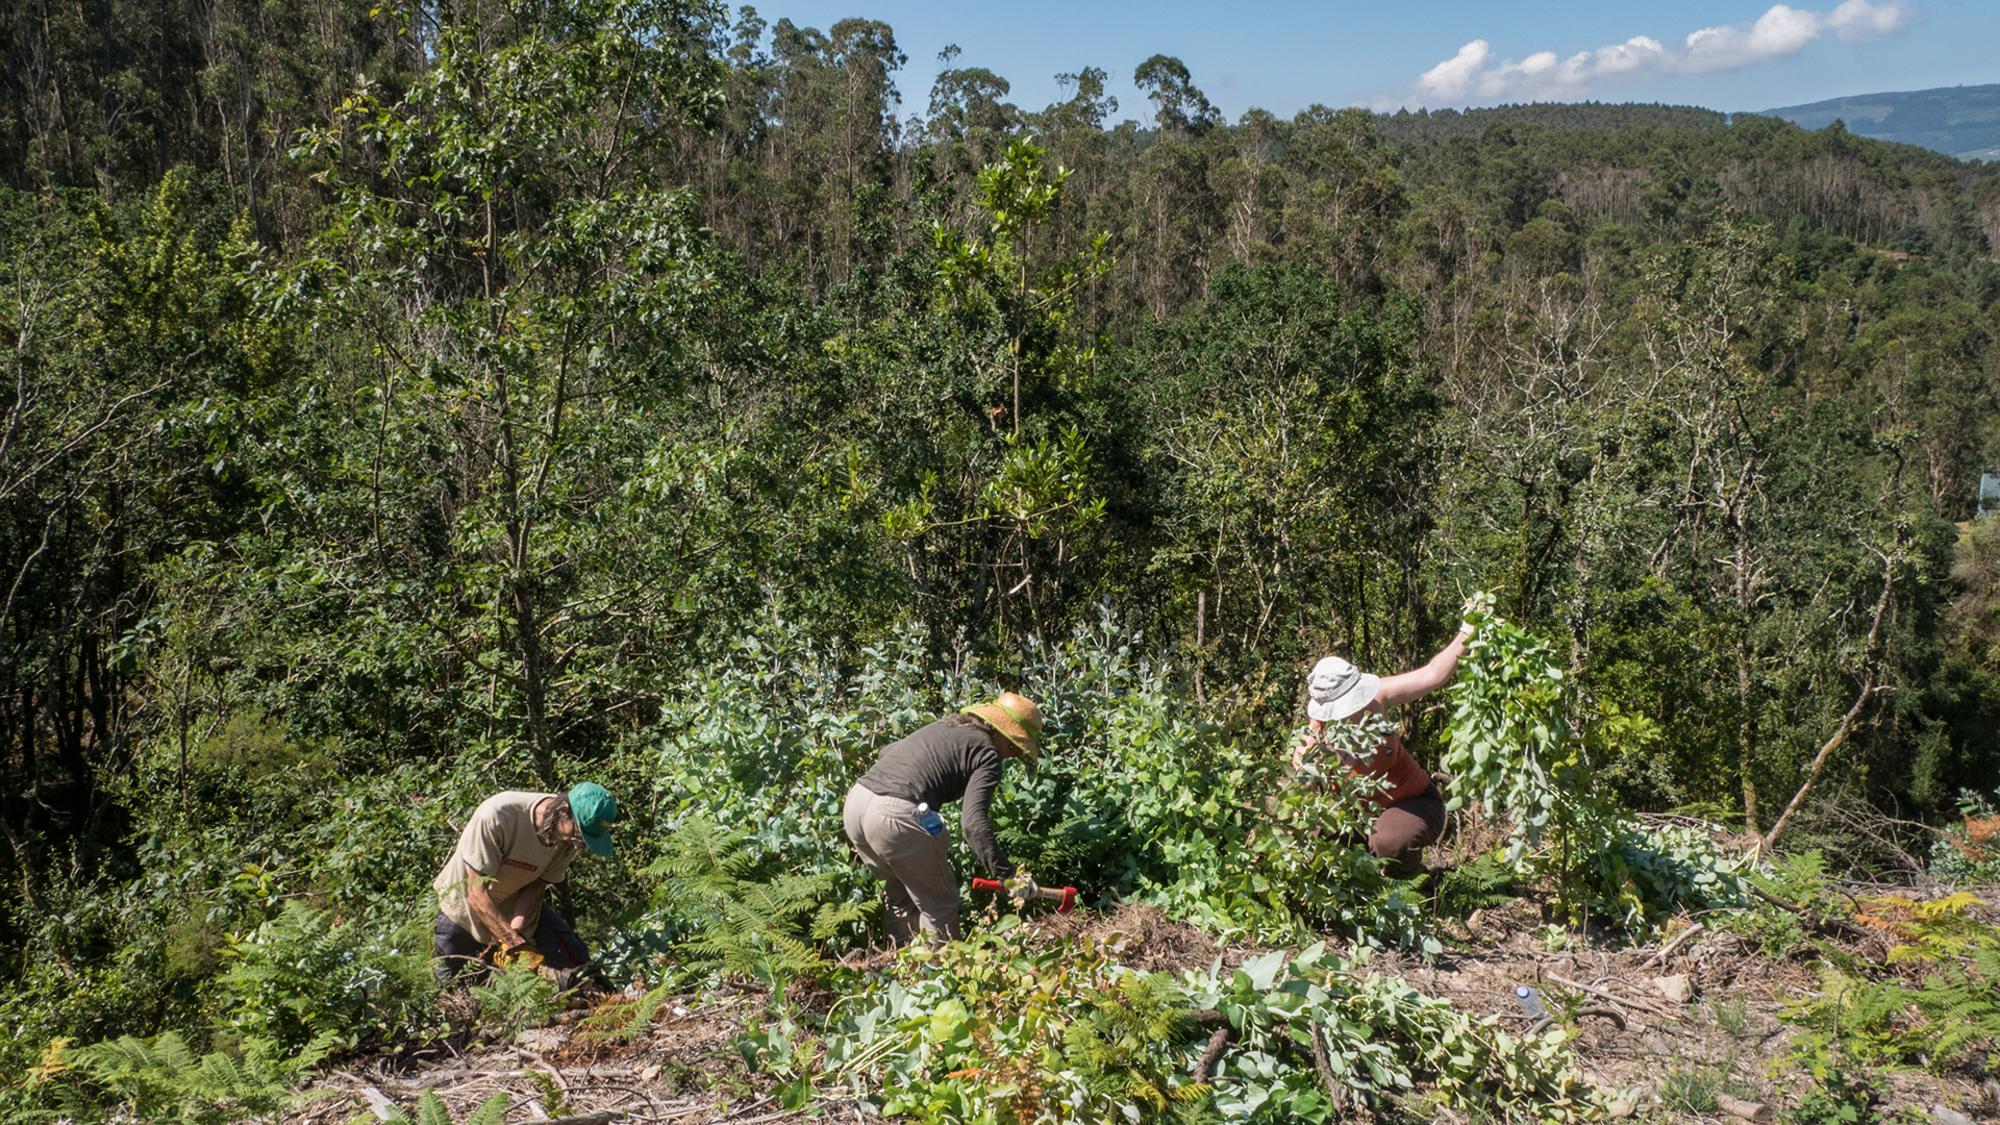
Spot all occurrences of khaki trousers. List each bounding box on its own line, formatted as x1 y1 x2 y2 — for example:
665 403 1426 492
843 783 960 944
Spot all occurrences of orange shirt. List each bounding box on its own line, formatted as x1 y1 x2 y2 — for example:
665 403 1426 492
1351 730 1431 805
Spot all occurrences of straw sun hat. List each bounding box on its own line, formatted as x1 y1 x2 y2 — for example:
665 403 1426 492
964 692 1043 761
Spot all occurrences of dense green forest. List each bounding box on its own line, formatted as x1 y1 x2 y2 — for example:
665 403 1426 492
4 0 2000 1120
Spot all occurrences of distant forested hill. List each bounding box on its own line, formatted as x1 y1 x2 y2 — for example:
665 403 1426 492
1761 83 2000 162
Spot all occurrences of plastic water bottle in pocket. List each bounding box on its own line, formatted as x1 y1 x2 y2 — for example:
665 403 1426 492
914 802 946 837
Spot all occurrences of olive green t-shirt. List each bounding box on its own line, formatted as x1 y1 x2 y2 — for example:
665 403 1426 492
432 791 575 943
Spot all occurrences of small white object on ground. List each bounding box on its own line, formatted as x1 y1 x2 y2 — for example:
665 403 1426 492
360 1085 398 1122
1650 973 1692 1004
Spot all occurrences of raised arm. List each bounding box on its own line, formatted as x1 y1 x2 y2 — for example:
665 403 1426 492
1372 626 1473 709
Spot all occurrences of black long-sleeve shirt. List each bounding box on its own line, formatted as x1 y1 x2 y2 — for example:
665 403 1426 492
856 717 1014 878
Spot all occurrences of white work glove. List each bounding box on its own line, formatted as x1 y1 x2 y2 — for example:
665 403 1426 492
1007 874 1040 902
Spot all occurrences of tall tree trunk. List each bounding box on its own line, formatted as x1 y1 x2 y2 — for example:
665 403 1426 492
509 575 556 786
1734 513 1759 831
481 194 556 788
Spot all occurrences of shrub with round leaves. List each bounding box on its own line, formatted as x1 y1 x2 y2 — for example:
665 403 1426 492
1442 591 1576 863
1444 592 1748 930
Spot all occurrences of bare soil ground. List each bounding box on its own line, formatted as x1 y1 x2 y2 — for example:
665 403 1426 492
289 992 796 1124
287 894 2000 1123
1384 886 2000 1122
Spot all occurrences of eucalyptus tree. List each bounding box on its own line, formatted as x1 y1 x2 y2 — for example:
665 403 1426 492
1126 56 1225 322
1279 106 1405 294
734 16 905 293
910 45 1020 229
1027 66 1122 318
1132 54 1219 136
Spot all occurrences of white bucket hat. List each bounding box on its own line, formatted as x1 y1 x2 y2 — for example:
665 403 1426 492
1306 655 1380 722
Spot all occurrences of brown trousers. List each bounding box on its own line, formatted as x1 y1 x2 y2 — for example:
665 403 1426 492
1369 782 1447 878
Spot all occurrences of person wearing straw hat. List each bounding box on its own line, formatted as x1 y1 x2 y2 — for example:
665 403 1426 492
1294 619 1474 877
843 692 1043 945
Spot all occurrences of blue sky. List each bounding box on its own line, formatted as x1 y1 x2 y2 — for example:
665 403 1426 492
751 0 1997 124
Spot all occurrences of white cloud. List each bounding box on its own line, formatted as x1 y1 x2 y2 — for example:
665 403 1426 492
1683 4 1823 71
1403 1 1909 106
1829 0 1908 40
1417 39 1494 102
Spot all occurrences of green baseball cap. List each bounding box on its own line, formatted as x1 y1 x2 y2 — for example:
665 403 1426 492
566 782 619 856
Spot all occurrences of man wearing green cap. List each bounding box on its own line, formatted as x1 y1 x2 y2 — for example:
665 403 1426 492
431 782 619 988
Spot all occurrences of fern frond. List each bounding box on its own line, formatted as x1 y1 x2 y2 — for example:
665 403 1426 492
579 983 677 1043
811 900 869 940
414 1089 452 1125
464 1091 511 1125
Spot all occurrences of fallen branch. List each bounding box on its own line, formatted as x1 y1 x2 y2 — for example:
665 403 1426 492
1745 883 1873 944
1646 922 1705 967
376 1066 486 1088
1762 552 1896 852
1528 1006 1627 1035
1307 1024 1349 1114
523 1054 568 1092
1545 972 1671 1016
711 1096 772 1121
1192 1027 1233 1083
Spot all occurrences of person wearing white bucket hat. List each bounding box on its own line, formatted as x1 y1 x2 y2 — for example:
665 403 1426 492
1296 614 1476 876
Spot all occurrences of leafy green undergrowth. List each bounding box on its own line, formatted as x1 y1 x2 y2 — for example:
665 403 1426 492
645 612 1451 965
25 1030 331 1124
1447 594 1752 934
1693 856 2000 1121
743 922 1601 1124
1785 891 2000 1078
20 606 1967 1124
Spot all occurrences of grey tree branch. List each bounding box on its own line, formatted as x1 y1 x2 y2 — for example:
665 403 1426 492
1761 548 1898 852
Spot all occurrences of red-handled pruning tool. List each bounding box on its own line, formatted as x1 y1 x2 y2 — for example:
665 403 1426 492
970 877 1078 913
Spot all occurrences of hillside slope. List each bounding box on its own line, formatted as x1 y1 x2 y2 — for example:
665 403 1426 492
1760 83 2000 161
